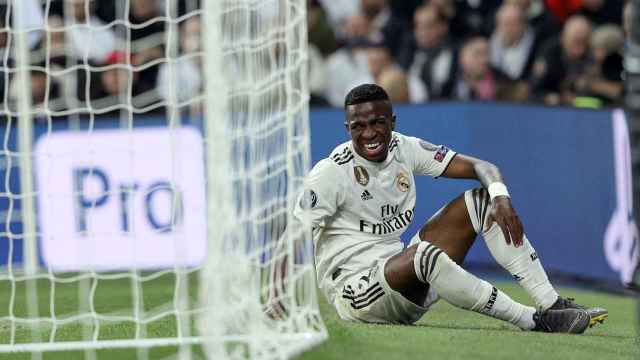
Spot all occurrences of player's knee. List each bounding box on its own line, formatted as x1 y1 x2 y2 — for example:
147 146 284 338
464 187 491 234
413 241 449 284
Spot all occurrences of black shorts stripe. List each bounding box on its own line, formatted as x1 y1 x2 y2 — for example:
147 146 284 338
343 287 354 295
350 290 385 309
341 287 381 302
343 286 384 305
341 282 381 300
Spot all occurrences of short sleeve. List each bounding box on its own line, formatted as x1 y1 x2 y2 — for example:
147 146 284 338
403 136 457 177
293 159 344 228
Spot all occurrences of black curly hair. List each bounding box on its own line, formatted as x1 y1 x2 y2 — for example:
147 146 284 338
344 83 390 109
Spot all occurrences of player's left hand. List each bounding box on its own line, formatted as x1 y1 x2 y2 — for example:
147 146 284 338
490 196 524 247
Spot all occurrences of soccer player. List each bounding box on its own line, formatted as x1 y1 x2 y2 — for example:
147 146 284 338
277 83 607 332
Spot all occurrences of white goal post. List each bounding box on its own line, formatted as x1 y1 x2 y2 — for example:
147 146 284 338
0 0 326 359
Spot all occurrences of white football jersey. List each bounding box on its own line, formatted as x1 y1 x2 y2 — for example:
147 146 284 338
292 131 457 303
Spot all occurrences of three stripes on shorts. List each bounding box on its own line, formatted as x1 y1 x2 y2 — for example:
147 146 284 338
342 282 385 310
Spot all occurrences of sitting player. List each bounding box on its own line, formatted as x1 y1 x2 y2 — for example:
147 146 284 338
273 83 607 333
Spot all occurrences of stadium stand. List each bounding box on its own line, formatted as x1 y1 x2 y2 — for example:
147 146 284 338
0 0 629 111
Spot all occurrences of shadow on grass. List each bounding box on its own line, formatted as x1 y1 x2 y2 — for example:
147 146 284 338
413 322 516 332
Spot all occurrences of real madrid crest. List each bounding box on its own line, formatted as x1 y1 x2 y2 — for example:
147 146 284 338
354 166 369 186
396 171 410 192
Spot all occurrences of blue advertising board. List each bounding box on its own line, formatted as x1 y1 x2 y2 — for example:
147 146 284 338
0 103 636 284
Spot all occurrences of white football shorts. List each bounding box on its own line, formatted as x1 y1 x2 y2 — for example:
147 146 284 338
332 236 439 324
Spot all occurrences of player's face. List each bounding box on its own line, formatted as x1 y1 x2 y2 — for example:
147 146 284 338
345 100 395 162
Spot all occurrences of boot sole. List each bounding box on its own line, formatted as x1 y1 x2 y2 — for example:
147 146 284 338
588 312 608 328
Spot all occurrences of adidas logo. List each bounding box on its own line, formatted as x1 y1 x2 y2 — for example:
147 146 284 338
361 190 373 201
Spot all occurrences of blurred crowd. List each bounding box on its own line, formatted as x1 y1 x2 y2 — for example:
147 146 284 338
309 0 630 108
0 0 202 116
0 0 633 116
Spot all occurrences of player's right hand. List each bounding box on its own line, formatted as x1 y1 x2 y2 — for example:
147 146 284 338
490 196 524 247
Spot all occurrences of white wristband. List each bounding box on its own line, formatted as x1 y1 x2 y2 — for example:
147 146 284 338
488 182 510 200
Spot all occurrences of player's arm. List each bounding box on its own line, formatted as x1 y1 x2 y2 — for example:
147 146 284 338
441 154 524 247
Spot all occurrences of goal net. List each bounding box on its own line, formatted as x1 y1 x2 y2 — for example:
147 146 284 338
0 0 326 359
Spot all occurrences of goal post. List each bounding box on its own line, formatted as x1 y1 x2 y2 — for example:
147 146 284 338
0 0 326 358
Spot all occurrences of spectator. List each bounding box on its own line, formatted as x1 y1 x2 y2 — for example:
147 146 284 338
324 38 374 107
366 43 395 83
341 0 408 58
100 51 136 98
490 3 540 81
74 50 141 113
27 70 49 107
157 17 202 105
451 36 521 102
8 65 63 112
623 1 635 38
388 0 423 23
377 67 410 103
308 44 330 107
18 0 44 49
431 0 502 41
544 0 582 23
129 0 165 95
578 0 624 27
45 15 66 62
308 0 339 57
531 15 592 105
67 0 118 63
398 5 456 102
513 0 561 45
573 24 624 106
317 0 360 29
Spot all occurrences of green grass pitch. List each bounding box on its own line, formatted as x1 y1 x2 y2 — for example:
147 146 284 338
304 281 639 360
0 275 637 360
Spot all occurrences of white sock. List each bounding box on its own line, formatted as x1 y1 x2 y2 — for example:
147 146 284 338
465 188 559 310
414 241 536 330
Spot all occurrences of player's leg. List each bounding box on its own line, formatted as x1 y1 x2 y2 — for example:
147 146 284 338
413 188 558 309
464 187 558 309
464 187 608 325
384 242 590 333
412 188 555 305
414 191 477 265
413 187 606 326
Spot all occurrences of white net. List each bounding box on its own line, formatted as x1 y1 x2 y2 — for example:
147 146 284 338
0 0 325 358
